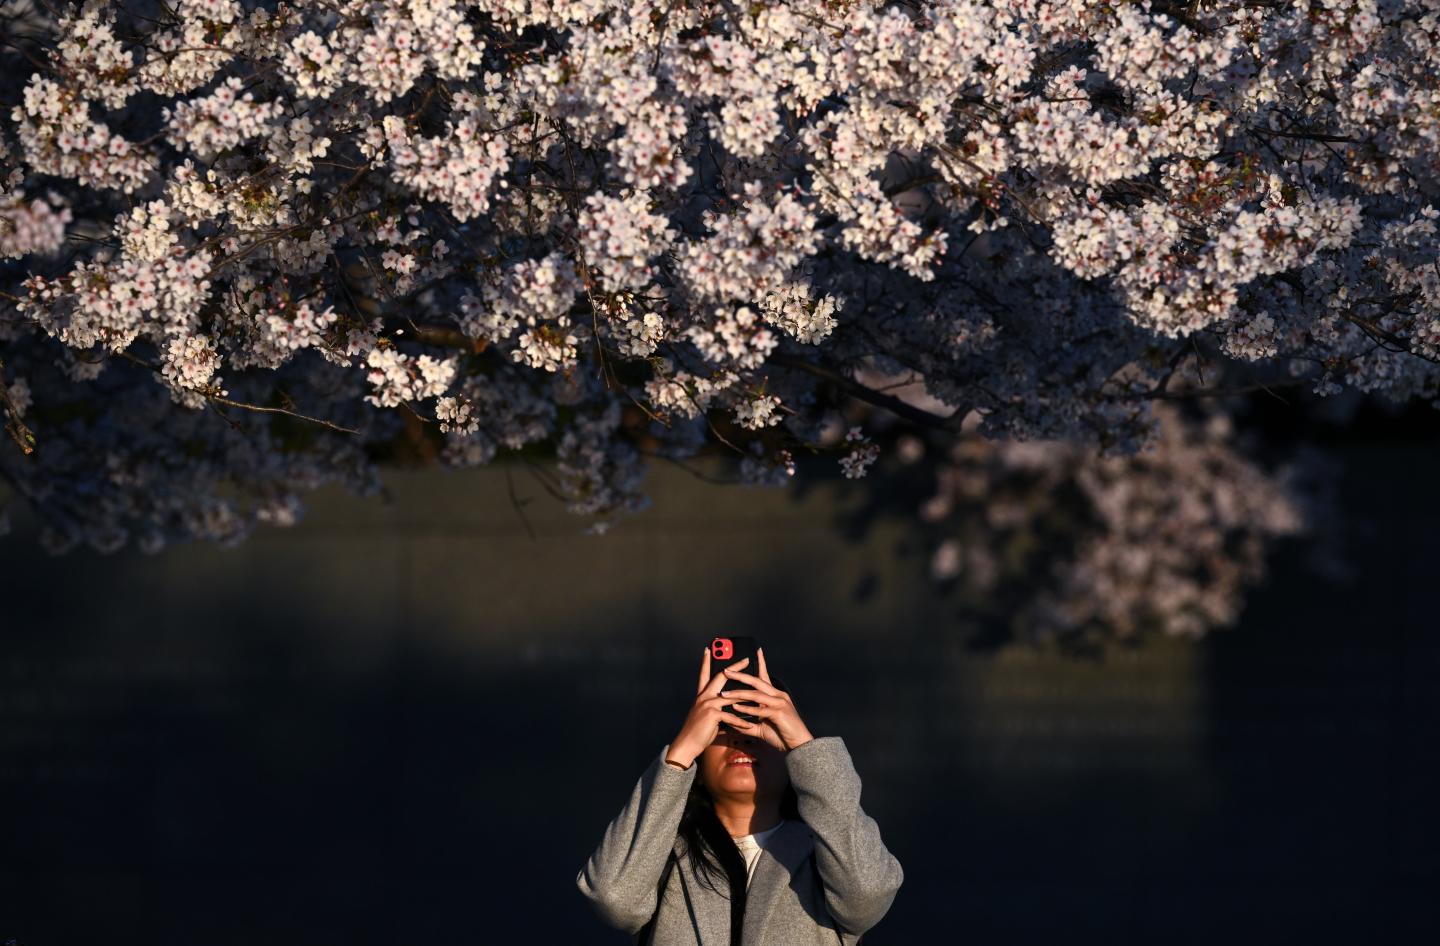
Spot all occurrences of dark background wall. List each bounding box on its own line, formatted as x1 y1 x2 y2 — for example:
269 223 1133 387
1 443 1436 945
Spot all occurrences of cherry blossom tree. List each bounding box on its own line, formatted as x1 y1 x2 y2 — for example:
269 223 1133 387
0 0 1431 634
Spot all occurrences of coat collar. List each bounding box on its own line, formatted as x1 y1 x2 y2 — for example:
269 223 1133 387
667 819 816 946
741 819 813 946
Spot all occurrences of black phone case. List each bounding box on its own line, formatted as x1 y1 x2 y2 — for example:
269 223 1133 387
708 635 761 733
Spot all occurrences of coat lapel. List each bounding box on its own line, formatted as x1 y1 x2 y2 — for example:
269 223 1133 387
741 819 813 946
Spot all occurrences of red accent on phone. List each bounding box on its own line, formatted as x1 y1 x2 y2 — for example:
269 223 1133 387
708 636 761 734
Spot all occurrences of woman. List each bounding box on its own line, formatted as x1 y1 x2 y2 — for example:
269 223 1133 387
575 646 903 945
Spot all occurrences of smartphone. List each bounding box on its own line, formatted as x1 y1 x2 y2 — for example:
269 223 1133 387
708 635 761 733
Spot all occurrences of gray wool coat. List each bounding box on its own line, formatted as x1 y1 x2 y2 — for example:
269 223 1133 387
575 735 903 945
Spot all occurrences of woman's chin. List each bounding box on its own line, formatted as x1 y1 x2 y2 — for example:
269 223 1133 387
719 765 757 786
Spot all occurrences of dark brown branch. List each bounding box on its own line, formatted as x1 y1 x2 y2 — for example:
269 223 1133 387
1337 311 1440 365
110 350 362 434
503 462 537 542
0 353 37 455
1121 377 1311 401
1251 126 1358 144
399 322 489 353
766 352 966 430
200 393 362 435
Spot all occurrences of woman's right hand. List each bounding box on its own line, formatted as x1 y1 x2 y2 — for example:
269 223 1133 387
666 649 751 768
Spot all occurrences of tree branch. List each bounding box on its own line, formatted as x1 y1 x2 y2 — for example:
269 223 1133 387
0 353 37 455
110 350 362 435
766 352 966 430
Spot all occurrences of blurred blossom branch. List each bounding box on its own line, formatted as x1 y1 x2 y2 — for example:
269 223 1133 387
896 403 1342 648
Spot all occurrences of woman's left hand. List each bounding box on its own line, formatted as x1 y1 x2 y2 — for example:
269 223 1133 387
722 647 816 752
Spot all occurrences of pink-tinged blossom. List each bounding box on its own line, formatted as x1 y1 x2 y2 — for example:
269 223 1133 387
55 7 138 110
679 182 821 302
610 100 692 190
644 357 739 422
260 302 341 360
513 315 580 373
13 77 149 192
363 345 458 408
267 117 332 176
460 252 582 356
578 192 674 292
437 364 558 468
283 31 347 100
160 333 225 409
594 291 666 358
139 0 244 96
671 34 780 158
684 305 778 371
758 283 841 345
1 188 70 260
839 426 880 479
361 0 486 103
434 394 477 435
381 94 510 221
732 392 783 430
165 76 284 160
19 246 215 353
0 0 1422 596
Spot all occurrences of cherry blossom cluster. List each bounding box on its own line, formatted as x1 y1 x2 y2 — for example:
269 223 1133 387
593 290 665 358
377 93 510 221
644 358 739 423
1 159 69 259
165 76 285 160
138 0 246 97
838 426 880 479
436 364 557 467
365 0 486 103
910 405 1321 643
363 345 458 409
13 76 148 192
55 4 137 110
459 252 582 369
758 283 841 345
684 304 777 372
732 390 783 431
0 0 1434 646
259 301 341 359
679 183 821 303
159 332 226 408
578 192 674 292
17 245 214 353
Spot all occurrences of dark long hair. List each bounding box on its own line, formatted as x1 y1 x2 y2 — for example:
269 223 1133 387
675 675 801 946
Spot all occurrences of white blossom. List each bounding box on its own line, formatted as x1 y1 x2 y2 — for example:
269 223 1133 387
363 345 458 408
0 0 1425 590
839 426 880 479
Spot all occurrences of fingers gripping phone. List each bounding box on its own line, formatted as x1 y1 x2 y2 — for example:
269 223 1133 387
709 636 762 734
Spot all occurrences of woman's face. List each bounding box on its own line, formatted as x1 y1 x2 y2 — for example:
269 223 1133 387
698 730 788 804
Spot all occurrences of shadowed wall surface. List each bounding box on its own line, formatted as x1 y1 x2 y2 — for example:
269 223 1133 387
0 446 1436 945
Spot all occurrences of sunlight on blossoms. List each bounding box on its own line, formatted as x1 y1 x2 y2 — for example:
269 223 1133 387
0 0 1433 641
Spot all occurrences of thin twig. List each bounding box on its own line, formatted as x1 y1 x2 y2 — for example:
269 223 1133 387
111 350 362 434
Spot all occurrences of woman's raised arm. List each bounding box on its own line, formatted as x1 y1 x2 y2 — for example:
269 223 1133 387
575 649 751 932
783 736 904 936
574 742 698 933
